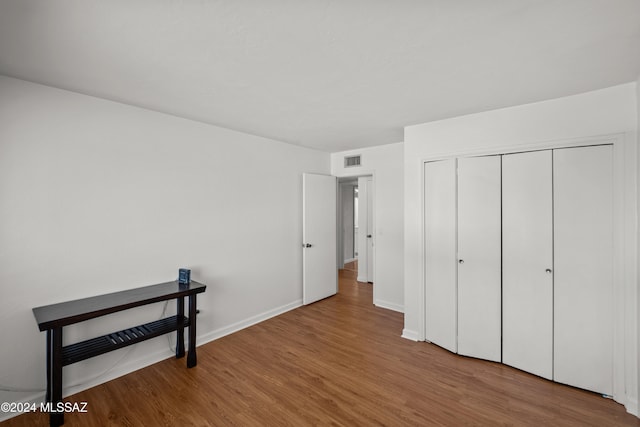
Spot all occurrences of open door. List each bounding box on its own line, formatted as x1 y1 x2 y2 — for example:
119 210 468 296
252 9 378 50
365 177 374 282
303 173 337 304
356 176 374 283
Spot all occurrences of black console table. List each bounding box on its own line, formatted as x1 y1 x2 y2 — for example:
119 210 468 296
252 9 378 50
32 280 206 427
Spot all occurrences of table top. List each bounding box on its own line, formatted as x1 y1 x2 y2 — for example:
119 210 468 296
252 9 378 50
33 280 206 331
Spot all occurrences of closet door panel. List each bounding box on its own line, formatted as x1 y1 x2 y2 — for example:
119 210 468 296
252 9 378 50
553 145 613 395
502 150 553 380
457 156 502 362
424 159 457 353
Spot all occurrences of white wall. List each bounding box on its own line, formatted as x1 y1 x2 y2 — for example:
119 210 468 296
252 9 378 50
403 82 638 414
331 143 404 312
0 76 329 417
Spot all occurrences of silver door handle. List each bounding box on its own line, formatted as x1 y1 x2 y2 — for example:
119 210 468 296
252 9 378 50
303 243 312 248
545 268 552 273
367 235 372 238
459 259 464 264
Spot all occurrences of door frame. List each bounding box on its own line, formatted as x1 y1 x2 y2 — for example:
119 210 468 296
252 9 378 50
336 172 376 300
418 133 635 412
337 178 358 269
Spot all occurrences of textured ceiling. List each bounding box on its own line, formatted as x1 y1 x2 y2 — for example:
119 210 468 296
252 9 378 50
0 1 639 152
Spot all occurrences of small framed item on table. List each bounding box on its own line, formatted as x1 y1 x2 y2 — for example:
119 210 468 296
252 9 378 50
178 268 191 285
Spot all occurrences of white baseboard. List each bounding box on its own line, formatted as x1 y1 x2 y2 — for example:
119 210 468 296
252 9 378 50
198 300 302 345
357 275 367 282
401 329 419 341
624 395 638 417
0 300 303 423
374 299 404 313
343 258 357 264
67 347 176 397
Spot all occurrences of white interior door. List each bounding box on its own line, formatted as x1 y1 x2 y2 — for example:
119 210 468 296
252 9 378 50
366 177 374 282
502 150 553 380
553 145 613 394
303 173 337 305
457 156 502 362
357 176 370 282
424 159 457 353
354 188 359 258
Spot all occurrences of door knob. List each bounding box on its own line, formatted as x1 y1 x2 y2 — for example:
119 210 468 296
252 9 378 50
459 259 464 264
545 268 552 273
367 235 372 238
303 243 312 248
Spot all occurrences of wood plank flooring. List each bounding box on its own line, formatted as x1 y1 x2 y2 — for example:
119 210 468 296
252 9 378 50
5 267 639 426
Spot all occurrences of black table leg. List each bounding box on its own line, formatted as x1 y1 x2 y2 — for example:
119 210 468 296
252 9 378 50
50 327 63 427
45 330 52 403
187 294 197 368
176 296 185 358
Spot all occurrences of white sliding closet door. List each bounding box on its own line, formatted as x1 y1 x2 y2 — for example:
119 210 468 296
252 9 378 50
424 159 457 352
502 150 553 380
553 145 613 395
457 156 502 362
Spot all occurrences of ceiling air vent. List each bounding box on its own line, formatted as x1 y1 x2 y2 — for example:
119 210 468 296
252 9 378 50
344 155 361 168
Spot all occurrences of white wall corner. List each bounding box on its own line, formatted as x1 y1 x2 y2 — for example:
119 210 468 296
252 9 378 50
374 299 404 313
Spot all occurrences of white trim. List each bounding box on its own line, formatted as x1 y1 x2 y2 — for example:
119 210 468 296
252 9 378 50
198 300 303 344
626 398 639 417
418 156 427 342
401 329 420 341
375 299 404 313
418 133 623 162
419 133 637 413
334 168 376 179
368 175 377 299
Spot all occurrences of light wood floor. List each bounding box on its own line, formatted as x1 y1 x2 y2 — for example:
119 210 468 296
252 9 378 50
5 268 639 426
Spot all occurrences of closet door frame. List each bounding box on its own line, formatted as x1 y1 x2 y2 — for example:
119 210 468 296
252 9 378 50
419 133 632 409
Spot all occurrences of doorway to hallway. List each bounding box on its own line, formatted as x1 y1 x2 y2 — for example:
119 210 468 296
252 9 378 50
338 174 374 285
